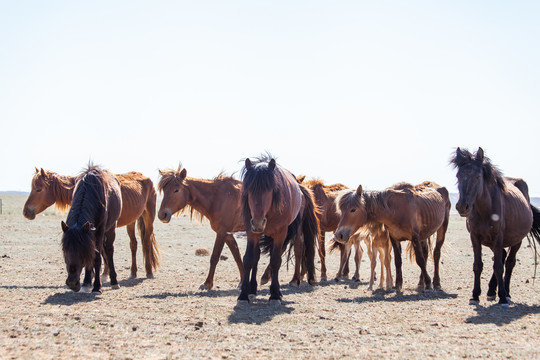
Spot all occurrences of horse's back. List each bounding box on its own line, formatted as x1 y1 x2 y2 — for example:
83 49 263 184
276 168 302 225
115 172 155 226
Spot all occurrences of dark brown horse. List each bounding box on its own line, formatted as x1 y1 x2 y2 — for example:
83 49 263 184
23 168 159 278
335 181 450 292
157 166 244 290
238 156 319 305
451 147 540 305
61 166 122 293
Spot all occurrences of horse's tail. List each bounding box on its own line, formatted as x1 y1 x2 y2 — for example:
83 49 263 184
137 215 160 273
299 184 320 284
405 237 433 263
528 205 540 281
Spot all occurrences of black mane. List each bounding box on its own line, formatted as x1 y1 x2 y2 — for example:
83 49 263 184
450 148 506 191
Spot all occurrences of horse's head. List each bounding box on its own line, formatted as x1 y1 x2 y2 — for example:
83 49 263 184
157 166 190 223
452 147 485 217
334 185 368 244
242 158 277 233
23 168 57 220
61 221 97 292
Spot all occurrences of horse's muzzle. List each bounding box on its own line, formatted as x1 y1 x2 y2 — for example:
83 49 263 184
158 210 171 223
334 228 351 244
250 218 267 234
66 278 81 292
23 207 36 220
455 201 471 217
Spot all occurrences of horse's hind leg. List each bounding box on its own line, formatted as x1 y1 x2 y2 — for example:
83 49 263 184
126 222 138 279
289 235 303 286
433 218 448 290
335 241 351 281
352 237 363 282
503 243 521 301
368 245 377 290
390 237 403 293
384 243 393 291
417 239 430 290
487 248 507 301
319 232 327 281
412 236 432 291
270 237 285 302
225 234 244 288
81 267 94 292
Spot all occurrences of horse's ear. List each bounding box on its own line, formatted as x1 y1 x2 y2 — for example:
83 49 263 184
82 221 95 233
158 169 164 176
179 168 187 180
297 175 305 184
34 167 39 174
245 158 253 169
356 185 363 197
40 168 46 177
475 147 484 163
61 221 69 233
269 159 276 171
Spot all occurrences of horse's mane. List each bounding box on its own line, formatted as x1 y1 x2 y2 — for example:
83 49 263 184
303 178 348 193
450 148 506 192
33 169 75 211
241 154 283 223
336 188 390 220
61 224 97 268
158 165 238 223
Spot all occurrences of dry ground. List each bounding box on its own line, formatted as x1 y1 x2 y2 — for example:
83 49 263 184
0 193 539 359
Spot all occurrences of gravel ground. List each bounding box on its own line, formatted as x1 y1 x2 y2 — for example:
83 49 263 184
0 193 539 359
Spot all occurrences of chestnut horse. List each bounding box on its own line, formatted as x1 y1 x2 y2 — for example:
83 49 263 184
157 166 244 290
451 147 540 305
335 181 450 292
23 168 159 278
61 166 122 293
238 156 319 304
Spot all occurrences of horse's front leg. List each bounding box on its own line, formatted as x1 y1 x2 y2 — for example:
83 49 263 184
104 229 119 289
270 231 287 303
201 233 227 290
92 250 103 293
487 248 506 301
390 237 403 293
238 234 259 302
492 234 509 305
470 234 483 304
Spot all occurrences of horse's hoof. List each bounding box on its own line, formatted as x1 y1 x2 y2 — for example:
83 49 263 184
469 298 480 305
128 274 136 280
486 295 496 301
352 277 360 282
92 289 102 295
248 294 256 302
199 283 212 291
506 297 513 304
146 273 154 279
434 285 442 291
260 278 269 286
111 284 120 290
498 302 510 308
234 300 249 310
289 280 300 287
269 299 281 307
100 276 109 283
334 277 341 282
320 277 327 282
79 286 92 294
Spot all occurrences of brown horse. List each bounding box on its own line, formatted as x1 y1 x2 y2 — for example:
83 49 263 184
335 181 450 292
238 156 319 305
157 166 244 290
61 166 122 293
451 147 540 305
23 168 160 278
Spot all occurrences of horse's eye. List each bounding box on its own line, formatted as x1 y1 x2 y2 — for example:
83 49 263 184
174 189 179 193
350 208 356 213
36 189 42 193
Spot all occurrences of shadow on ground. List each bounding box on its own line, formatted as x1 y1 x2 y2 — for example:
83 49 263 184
465 303 540 326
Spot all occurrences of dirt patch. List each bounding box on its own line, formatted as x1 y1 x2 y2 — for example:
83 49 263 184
0 193 539 359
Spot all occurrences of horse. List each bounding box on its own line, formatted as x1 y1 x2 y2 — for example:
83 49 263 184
335 181 450 292
23 168 160 278
61 166 122 293
451 147 540 305
238 156 319 305
157 166 244 290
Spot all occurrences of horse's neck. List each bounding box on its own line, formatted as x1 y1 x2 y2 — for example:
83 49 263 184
473 181 501 216
185 178 215 219
53 174 76 208
363 191 385 224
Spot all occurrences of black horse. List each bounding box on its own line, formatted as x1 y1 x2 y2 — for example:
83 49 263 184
61 165 122 293
451 147 540 306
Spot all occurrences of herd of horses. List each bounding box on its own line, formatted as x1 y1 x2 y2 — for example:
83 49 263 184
22 148 540 307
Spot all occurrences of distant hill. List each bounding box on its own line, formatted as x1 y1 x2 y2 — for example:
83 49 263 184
0 191 29 195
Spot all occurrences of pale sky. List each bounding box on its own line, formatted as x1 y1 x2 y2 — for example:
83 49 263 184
1 1 539 196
